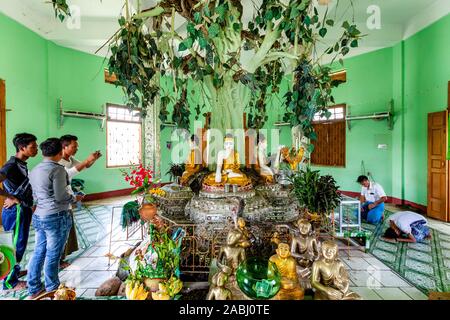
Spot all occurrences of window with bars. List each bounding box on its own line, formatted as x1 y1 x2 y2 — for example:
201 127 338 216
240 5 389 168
311 104 346 167
106 104 142 168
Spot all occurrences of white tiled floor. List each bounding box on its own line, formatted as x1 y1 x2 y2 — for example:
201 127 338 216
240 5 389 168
54 198 434 300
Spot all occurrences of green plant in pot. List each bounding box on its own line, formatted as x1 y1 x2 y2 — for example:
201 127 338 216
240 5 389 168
121 163 162 223
166 163 185 184
290 167 341 232
125 224 184 300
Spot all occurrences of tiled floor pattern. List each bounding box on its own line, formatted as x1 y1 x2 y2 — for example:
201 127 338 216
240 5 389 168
2 198 447 300
15 205 112 272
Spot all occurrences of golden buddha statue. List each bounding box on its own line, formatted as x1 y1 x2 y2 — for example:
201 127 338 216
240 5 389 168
180 134 202 185
269 243 304 300
311 240 361 300
207 271 233 300
236 217 252 249
203 134 252 187
291 219 320 269
254 134 274 184
218 229 247 278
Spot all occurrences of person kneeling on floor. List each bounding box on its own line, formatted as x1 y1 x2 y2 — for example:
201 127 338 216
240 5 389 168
357 175 387 224
26 138 83 299
382 211 431 243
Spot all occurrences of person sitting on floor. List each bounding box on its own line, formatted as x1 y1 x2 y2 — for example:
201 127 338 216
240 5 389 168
357 175 387 224
381 211 431 243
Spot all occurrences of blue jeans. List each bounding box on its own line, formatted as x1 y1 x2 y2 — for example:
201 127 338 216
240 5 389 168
27 211 72 295
1 205 32 289
361 202 385 224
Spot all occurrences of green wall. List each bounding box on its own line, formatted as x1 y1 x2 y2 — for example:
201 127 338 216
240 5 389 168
311 47 394 196
0 12 129 194
393 15 450 205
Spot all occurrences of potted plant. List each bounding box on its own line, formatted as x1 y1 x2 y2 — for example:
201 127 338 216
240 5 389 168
290 167 341 232
166 163 185 184
121 163 165 222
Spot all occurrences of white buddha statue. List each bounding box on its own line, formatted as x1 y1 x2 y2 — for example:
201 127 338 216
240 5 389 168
203 134 252 187
254 134 274 183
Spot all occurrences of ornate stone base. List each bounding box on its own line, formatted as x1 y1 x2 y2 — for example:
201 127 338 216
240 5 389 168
155 183 194 217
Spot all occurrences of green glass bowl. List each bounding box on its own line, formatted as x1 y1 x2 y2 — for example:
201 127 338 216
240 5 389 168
236 257 281 300
0 245 15 280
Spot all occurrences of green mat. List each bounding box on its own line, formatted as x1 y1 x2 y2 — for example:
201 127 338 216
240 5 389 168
365 211 450 294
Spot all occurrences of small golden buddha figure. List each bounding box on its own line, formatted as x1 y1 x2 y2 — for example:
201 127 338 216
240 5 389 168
180 134 202 185
291 219 320 269
269 243 304 300
271 232 281 246
218 229 246 278
311 240 361 300
53 284 76 300
203 134 252 187
254 134 274 184
236 217 252 249
207 271 233 300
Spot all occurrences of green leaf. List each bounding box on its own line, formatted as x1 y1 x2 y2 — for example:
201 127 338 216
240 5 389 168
342 21 350 30
185 37 194 49
208 23 220 38
198 36 208 49
350 39 359 48
334 43 340 52
233 23 241 32
304 16 311 26
178 42 187 52
264 9 273 21
319 28 327 37
193 12 201 24
341 46 350 56
187 22 196 35
290 8 300 19
326 19 334 26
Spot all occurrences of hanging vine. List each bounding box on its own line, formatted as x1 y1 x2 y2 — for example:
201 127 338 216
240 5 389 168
48 0 363 143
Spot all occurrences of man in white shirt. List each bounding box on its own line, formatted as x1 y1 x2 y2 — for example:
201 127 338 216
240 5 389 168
58 135 102 266
357 175 387 224
382 211 431 243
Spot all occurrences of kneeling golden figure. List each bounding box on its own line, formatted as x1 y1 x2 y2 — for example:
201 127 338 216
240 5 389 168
218 229 247 277
311 240 361 300
207 271 232 300
269 243 304 300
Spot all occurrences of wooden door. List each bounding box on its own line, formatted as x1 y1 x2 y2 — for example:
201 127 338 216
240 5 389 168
0 80 6 225
427 111 449 221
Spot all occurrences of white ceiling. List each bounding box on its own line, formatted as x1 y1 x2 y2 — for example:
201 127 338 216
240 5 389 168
0 0 449 60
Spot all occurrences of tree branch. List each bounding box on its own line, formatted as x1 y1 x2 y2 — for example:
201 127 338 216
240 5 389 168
259 51 300 68
245 21 282 73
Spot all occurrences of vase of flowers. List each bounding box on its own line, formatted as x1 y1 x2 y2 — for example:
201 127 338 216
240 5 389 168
121 163 164 223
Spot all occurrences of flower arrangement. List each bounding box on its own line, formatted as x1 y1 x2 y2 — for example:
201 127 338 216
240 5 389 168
121 163 165 223
121 163 166 202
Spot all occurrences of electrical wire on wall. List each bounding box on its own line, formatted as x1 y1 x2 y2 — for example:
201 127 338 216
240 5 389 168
360 160 376 183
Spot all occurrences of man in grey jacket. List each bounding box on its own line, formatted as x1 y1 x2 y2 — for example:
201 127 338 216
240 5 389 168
26 138 83 299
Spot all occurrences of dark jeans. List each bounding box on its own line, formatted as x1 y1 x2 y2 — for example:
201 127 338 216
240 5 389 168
1 204 32 289
27 211 72 295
